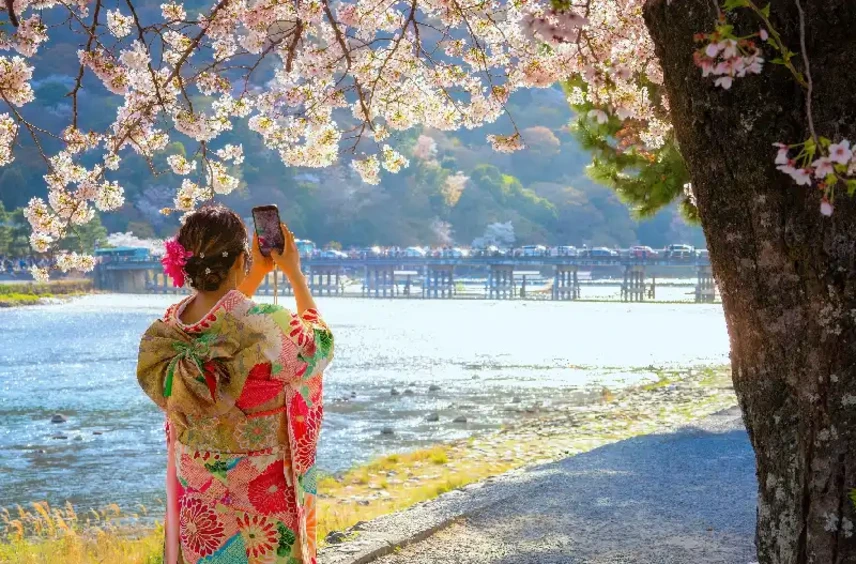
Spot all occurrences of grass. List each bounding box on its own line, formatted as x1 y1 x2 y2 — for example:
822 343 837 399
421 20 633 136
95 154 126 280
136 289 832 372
0 503 162 564
0 280 93 307
1 366 737 564
0 293 44 307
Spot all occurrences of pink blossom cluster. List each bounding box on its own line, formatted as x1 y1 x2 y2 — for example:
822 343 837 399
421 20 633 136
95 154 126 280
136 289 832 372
693 34 764 90
521 6 589 45
56 252 96 273
775 140 856 216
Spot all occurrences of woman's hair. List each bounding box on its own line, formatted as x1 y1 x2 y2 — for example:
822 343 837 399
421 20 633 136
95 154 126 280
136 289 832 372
176 204 249 291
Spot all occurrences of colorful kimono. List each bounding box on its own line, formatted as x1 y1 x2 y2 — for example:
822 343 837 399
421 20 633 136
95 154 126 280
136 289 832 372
137 290 333 564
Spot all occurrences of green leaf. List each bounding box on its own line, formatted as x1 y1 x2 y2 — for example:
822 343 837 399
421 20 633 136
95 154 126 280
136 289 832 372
819 137 832 148
760 3 770 18
770 58 785 65
846 180 856 196
723 0 750 11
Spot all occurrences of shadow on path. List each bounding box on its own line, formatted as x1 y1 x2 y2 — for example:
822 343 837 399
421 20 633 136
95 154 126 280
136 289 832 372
375 408 757 564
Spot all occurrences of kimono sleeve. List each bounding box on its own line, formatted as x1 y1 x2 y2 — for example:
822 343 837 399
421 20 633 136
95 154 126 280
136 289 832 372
136 320 174 410
269 307 334 382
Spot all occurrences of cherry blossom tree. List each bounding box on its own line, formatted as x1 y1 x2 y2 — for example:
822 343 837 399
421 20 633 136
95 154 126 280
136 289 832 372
9 0 581 280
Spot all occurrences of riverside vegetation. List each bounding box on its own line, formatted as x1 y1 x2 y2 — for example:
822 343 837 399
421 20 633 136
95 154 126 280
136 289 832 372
0 280 93 307
0 366 737 564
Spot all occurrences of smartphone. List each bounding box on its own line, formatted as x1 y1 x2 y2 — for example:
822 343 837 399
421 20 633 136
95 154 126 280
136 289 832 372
251 205 285 257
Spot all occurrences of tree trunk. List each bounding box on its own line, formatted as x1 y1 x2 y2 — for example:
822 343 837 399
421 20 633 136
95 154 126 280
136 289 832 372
643 1 856 562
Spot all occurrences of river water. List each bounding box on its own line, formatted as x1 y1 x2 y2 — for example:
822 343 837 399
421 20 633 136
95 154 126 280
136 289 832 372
0 294 729 512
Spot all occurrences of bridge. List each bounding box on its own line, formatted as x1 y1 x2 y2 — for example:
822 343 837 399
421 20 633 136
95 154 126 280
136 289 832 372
94 255 716 302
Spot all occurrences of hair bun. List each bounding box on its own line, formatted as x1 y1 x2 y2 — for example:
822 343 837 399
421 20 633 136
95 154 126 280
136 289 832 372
174 204 249 292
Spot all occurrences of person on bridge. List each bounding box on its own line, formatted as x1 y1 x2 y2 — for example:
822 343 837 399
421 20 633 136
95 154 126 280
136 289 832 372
136 204 333 564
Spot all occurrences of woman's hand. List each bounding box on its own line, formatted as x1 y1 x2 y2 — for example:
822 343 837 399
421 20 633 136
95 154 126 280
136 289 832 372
271 224 302 280
249 233 274 276
238 234 273 298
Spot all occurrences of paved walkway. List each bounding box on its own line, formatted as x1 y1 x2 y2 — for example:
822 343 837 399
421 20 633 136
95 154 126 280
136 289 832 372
372 408 757 564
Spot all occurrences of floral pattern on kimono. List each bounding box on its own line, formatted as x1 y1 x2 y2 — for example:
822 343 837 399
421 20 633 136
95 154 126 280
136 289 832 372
137 290 333 564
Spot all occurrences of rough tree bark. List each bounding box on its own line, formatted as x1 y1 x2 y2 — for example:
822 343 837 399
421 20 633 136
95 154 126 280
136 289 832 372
643 1 856 562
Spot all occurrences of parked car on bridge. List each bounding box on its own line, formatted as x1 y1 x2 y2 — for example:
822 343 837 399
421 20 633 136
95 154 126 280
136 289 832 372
405 246 427 257
630 245 658 259
584 247 619 258
521 245 547 257
551 245 578 257
295 239 316 258
95 246 152 262
319 249 348 259
665 244 695 259
696 249 710 260
447 247 470 258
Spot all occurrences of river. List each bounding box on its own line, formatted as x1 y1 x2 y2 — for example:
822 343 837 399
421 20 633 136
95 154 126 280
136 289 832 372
0 294 729 511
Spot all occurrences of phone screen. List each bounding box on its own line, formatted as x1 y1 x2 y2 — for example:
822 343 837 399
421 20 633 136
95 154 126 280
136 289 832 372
252 206 284 257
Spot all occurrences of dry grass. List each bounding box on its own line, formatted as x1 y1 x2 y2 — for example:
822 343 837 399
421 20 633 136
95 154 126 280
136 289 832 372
0 502 162 564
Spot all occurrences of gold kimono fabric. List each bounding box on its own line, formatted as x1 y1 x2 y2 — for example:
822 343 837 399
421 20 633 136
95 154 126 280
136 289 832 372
137 290 333 564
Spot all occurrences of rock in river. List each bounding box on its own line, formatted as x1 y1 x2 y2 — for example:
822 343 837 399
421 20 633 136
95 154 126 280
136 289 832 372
452 415 468 424
426 412 440 422
428 384 441 392
381 427 395 435
50 414 67 424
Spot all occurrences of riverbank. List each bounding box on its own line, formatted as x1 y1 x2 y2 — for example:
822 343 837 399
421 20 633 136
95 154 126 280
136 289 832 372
0 366 738 564
0 280 93 307
334 408 754 564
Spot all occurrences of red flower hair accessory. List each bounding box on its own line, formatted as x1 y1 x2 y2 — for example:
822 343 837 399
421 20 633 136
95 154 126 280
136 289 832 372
161 238 193 287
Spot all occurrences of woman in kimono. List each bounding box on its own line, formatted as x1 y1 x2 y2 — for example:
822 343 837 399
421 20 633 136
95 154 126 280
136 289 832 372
137 204 333 564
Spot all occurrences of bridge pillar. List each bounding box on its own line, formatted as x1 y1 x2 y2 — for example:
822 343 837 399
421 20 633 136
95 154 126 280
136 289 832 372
488 265 515 299
256 272 293 297
363 265 395 298
308 266 340 296
621 265 646 302
393 270 418 298
695 265 716 303
423 266 454 299
552 265 580 301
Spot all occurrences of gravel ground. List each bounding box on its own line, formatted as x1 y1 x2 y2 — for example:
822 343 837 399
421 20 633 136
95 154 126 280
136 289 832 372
370 407 757 564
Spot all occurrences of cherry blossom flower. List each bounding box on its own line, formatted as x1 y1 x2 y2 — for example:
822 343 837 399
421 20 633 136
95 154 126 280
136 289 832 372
486 134 524 154
381 145 409 173
215 144 243 165
167 154 196 175
56 252 96 272
821 199 834 216
106 10 133 38
160 2 186 22
813 157 834 179
29 232 52 253
352 155 380 185
829 140 853 165
29 266 50 283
